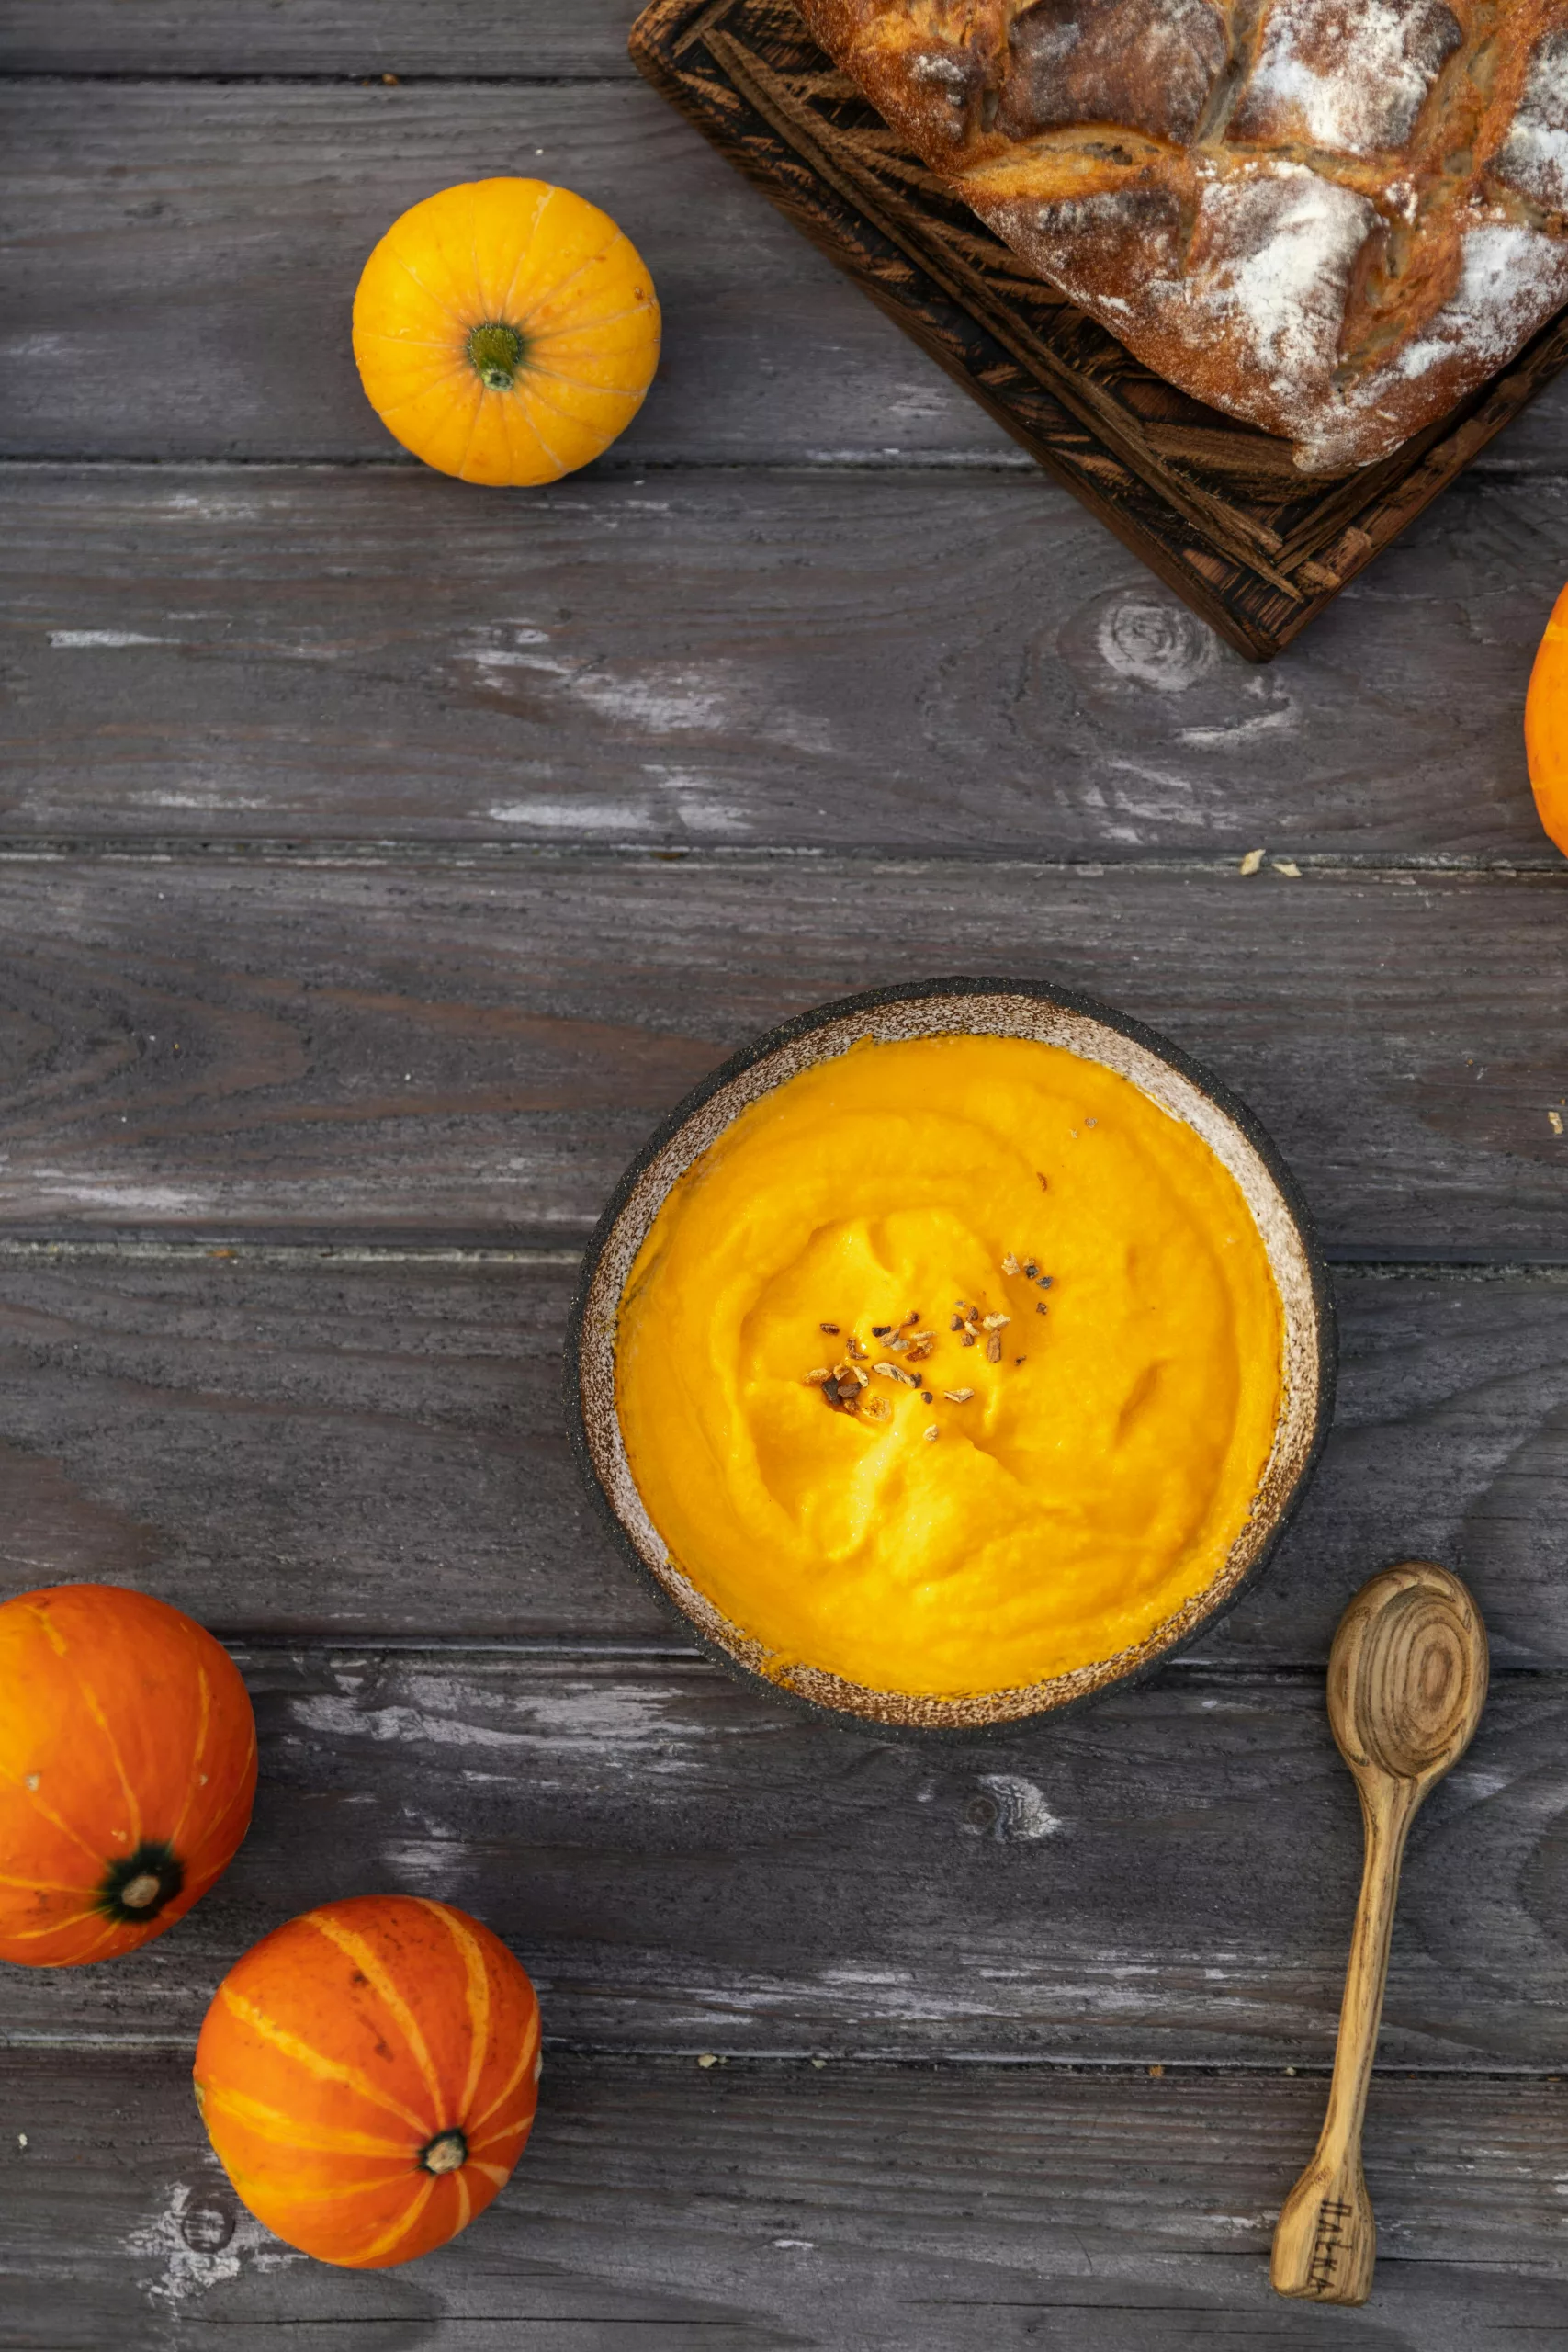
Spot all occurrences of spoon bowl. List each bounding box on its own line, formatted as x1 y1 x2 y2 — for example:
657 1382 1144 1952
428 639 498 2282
1329 1565 1488 1788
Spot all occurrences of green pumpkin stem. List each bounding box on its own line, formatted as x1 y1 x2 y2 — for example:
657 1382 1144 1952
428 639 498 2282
467 322 526 392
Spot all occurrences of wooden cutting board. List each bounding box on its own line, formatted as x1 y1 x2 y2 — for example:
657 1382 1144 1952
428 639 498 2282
630 0 1568 661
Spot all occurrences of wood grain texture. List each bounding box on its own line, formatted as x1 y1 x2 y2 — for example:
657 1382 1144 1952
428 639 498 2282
6 12 1568 2337
0 0 644 77
0 856 1566 1248
1271 1565 1489 2306
4 74 1568 481
0 78 1018 469
0 1250 606 1640
2 464 1561 856
2 1647 1565 2063
7 1255 1568 1667
4 2051 1567 2352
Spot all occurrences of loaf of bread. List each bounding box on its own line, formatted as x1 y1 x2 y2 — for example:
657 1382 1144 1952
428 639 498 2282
795 0 1568 470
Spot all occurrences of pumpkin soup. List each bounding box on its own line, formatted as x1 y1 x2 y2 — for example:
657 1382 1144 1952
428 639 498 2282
615 1032 1285 1700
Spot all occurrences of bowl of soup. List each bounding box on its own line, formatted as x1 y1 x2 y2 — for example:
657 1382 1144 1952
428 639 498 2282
567 978 1333 1731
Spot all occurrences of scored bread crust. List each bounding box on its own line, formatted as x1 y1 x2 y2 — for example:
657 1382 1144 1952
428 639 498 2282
795 0 1568 471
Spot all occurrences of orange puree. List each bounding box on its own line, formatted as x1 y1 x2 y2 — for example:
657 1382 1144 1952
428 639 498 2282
615 1034 1285 1700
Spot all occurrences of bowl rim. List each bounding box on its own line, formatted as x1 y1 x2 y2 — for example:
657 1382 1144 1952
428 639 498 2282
565 975 1337 1737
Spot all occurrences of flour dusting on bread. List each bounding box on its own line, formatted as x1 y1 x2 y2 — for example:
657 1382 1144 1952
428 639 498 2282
796 0 1568 470
1195 165 1372 401
1397 218 1568 377
1498 28 1568 208
1233 0 1461 157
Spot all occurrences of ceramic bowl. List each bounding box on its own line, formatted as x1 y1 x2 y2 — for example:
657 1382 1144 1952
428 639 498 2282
567 978 1335 1733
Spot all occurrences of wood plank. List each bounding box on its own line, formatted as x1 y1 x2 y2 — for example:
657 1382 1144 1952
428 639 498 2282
6 1253 1568 1668
0 1248 615 1641
1 1648 1564 2062
4 72 1567 481
3 464 1562 857
4 70 1568 479
0 855 1566 1250
1 0 644 78
0 79 1019 469
3 2051 1565 2350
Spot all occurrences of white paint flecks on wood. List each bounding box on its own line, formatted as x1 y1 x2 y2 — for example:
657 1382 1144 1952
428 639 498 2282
123 2178 304 2310
0 1649 1557 2066
6 2049 1565 2350
6 469 1557 854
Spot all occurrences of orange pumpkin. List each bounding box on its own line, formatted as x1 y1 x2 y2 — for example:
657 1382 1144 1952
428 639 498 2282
1527 580 1568 856
0 1583 256 1967
194 1894 541 2267
352 177 660 485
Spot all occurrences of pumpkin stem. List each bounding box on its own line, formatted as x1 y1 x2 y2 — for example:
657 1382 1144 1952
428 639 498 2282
467 322 526 392
419 2128 468 2176
96 1839 184 1925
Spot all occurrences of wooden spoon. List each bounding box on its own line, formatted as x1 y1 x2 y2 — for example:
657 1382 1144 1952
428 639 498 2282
1270 1560 1488 2307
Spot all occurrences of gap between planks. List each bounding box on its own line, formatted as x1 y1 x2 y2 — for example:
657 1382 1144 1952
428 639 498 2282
0 446 1553 477
0 2035 1557 2079
0 452 1043 471
0 839 1562 879
0 70 643 85
7 1237 1568 1277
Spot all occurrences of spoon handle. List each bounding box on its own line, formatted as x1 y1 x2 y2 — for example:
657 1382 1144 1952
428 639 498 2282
1270 1775 1417 2304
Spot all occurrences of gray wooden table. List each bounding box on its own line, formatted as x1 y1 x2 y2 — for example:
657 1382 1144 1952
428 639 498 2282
6 7 1568 2346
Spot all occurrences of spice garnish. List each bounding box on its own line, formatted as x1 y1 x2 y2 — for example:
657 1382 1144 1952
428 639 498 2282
808 1272 1045 1413
805 1366 830 1385
1036 1301 1049 1316
923 1426 939 1442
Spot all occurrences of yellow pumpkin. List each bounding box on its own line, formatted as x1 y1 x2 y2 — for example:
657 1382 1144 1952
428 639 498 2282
352 177 660 486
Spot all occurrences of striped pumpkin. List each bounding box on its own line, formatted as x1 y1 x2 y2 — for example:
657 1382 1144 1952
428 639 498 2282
0 1583 256 1967
194 1894 541 2267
